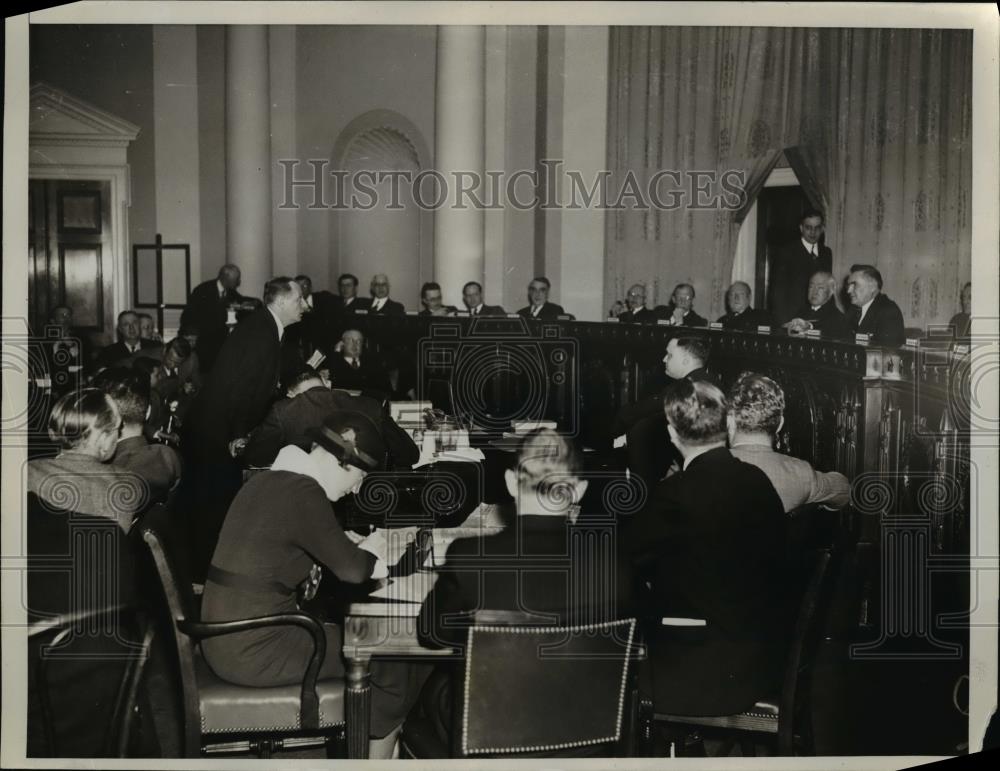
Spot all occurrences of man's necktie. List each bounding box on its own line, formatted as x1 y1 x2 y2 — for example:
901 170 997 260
351 359 360 370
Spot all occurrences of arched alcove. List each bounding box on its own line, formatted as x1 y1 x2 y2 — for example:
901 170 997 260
330 110 433 310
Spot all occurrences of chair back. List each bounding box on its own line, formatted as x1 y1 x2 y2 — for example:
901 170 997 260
458 612 637 756
140 519 204 756
778 548 833 754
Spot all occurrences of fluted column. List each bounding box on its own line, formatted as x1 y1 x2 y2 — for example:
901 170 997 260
225 25 272 298
434 26 486 303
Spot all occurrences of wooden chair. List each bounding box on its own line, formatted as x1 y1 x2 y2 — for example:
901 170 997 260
140 522 345 758
645 548 834 756
402 612 640 758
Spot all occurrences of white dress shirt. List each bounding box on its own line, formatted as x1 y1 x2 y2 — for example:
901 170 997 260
267 305 285 341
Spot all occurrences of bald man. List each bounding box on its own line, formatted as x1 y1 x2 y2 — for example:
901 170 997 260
715 282 772 332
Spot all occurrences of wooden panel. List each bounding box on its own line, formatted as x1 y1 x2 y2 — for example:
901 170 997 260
134 247 159 306
57 190 102 234
59 244 103 329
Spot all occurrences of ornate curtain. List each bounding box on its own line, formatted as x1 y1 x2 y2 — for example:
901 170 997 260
606 27 971 327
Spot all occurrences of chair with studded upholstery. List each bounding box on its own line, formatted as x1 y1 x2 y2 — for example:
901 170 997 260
643 548 833 756
140 522 346 758
402 611 640 758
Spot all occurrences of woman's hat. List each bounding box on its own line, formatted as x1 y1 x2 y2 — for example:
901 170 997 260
307 410 386 471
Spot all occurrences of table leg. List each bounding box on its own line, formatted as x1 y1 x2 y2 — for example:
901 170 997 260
345 655 372 759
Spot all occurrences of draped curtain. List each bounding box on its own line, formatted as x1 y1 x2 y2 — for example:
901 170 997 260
606 27 971 327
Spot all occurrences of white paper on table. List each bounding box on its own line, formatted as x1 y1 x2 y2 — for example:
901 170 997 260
412 447 485 468
306 350 326 368
613 434 627 448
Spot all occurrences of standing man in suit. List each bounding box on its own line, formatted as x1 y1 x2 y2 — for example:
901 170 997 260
618 283 657 324
727 373 849 513
182 276 308 577
517 276 567 319
627 379 789 716
180 264 244 374
655 283 707 327
418 282 458 317
846 264 906 346
462 281 505 316
715 282 772 331
95 310 159 369
783 271 850 338
368 274 406 315
768 209 833 326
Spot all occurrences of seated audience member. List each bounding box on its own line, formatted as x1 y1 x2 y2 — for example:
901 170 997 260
715 281 772 331
618 283 657 324
242 365 419 468
419 281 458 316
947 281 972 338
414 429 635 744
180 263 245 373
368 273 406 315
608 299 627 318
201 411 429 759
296 273 338 319
93 367 182 504
626 379 789 716
655 283 707 327
614 337 715 489
27 389 148 531
137 312 161 343
44 304 91 393
518 276 567 319
727 373 849 513
336 272 371 315
846 264 906 347
461 280 505 316
326 328 392 397
783 271 850 338
95 310 159 369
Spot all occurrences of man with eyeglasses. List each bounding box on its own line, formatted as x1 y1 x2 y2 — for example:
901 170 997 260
368 273 406 316
618 283 657 324
517 276 568 320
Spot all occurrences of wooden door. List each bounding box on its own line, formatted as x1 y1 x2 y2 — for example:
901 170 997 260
29 179 113 345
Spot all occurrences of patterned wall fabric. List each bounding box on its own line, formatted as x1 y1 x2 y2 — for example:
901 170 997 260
606 27 972 328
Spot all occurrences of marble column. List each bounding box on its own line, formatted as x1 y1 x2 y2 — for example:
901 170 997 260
433 26 486 304
225 25 272 300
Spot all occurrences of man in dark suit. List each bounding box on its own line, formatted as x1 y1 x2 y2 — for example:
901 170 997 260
715 282 772 331
181 276 308 576
846 264 906 347
461 280 505 316
614 336 715 490
418 281 458 317
783 270 850 338
241 365 419 469
517 276 568 319
654 283 708 327
325 328 392 397
180 264 245 373
368 273 406 315
284 274 337 360
618 283 658 324
627 379 789 716
95 310 159 369
335 273 372 315
947 281 971 339
767 209 833 326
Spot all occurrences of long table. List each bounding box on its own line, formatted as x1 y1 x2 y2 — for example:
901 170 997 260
340 509 504 758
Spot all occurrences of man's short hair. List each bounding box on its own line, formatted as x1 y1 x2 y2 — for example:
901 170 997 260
673 283 695 298
338 273 359 287
48 388 120 450
218 264 240 278
728 372 785 436
463 280 483 293
92 367 150 426
117 310 138 324
281 364 322 394
801 208 825 224
531 277 551 290
672 336 710 367
137 312 153 322
165 336 192 359
663 379 728 446
516 429 583 498
294 274 311 283
263 276 297 305
849 264 883 290
421 281 442 297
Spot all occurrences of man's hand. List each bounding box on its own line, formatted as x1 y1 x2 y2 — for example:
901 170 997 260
358 529 389 579
785 318 811 335
671 307 685 325
228 437 248 458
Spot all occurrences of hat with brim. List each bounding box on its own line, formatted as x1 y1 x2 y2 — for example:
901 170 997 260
306 410 386 472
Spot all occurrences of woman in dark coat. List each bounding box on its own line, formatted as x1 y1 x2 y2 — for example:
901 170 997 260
201 410 426 758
